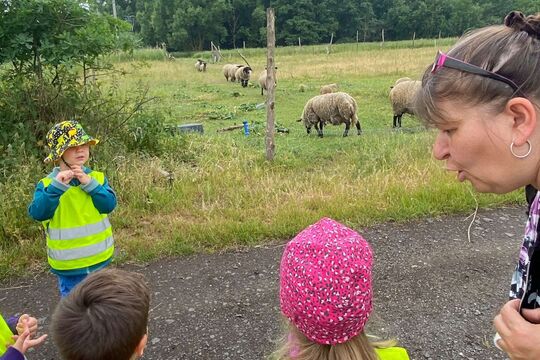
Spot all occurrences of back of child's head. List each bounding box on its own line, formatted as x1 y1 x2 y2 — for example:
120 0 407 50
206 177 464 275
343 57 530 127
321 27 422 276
277 218 375 360
51 268 150 360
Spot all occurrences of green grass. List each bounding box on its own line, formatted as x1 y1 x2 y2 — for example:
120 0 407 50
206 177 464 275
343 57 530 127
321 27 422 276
0 38 524 278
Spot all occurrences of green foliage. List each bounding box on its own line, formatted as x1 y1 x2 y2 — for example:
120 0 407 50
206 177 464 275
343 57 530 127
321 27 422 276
125 111 167 155
0 0 141 179
109 0 540 51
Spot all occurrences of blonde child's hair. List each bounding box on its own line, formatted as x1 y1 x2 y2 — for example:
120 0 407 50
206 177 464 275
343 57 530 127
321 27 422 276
272 321 397 360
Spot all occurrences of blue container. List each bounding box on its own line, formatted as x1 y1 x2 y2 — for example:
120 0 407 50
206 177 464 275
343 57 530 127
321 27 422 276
242 120 250 136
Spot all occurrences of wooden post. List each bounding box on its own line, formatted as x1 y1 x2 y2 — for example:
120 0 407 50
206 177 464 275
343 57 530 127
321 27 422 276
381 29 385 47
298 37 301 47
412 32 416 47
243 41 246 49
327 32 334 54
265 8 276 161
356 30 359 51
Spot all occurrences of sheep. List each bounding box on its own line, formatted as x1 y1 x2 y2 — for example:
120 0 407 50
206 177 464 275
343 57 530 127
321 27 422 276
235 65 252 87
258 68 277 96
389 80 421 128
195 59 207 72
390 77 412 88
319 83 339 94
297 92 361 138
222 64 242 82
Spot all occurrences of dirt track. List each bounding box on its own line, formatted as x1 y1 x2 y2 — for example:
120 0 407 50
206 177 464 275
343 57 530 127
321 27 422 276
1 206 525 359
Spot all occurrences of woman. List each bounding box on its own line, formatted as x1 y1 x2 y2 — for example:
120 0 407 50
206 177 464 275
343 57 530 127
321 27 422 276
414 11 540 359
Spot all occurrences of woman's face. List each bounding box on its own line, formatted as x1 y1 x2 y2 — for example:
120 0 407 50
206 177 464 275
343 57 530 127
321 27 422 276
432 100 525 194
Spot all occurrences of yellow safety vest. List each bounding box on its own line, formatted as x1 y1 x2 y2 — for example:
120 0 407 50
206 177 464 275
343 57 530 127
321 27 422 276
0 314 14 355
375 346 410 360
41 171 114 271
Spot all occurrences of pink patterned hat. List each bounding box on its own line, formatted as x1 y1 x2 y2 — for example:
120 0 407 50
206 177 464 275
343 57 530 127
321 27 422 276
279 217 373 345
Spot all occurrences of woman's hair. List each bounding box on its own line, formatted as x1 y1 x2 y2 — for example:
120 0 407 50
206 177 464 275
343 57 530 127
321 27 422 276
415 11 540 127
271 322 397 360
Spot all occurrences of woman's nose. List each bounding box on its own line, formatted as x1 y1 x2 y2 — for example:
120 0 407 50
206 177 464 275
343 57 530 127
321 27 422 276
432 132 450 161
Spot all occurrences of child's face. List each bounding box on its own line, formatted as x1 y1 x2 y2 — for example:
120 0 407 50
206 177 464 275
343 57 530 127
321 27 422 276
63 144 90 167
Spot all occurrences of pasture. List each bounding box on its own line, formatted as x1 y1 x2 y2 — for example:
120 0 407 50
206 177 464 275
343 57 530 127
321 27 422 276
0 39 523 277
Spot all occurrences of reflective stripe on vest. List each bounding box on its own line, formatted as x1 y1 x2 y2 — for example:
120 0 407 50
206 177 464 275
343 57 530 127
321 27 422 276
47 218 111 240
41 170 114 271
48 236 114 261
0 315 14 356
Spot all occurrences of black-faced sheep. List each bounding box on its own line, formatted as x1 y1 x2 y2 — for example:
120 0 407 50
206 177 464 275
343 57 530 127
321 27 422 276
235 66 252 87
195 59 207 72
320 83 339 94
258 68 277 96
297 92 361 138
389 80 421 128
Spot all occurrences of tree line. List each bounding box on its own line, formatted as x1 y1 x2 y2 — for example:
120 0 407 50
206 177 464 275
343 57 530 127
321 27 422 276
52 0 540 51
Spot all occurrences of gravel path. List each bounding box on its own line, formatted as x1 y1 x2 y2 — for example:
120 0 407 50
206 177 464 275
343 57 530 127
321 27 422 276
1 206 525 359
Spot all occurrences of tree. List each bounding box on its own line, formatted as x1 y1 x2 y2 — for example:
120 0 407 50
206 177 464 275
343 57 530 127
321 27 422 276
0 0 136 146
168 0 229 51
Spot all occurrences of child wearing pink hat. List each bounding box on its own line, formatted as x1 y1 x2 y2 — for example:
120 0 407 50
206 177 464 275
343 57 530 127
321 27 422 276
275 218 409 360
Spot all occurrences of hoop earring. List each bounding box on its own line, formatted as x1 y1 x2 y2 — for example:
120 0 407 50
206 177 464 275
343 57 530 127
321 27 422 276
510 140 532 159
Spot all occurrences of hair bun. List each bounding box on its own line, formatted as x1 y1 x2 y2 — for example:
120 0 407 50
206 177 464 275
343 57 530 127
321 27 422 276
504 11 526 28
504 11 540 39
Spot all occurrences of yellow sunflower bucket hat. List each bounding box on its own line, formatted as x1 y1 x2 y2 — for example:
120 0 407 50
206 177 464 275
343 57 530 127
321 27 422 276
44 120 99 163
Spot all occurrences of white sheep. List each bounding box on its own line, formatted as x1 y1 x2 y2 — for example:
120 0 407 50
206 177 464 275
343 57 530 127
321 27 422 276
319 83 339 94
235 66 252 87
222 64 242 82
297 92 361 137
258 68 277 96
195 59 207 72
391 77 412 88
389 80 421 128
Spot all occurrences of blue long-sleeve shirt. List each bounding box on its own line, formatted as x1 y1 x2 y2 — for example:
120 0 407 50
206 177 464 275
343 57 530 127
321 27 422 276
0 347 24 360
28 166 117 221
28 166 117 276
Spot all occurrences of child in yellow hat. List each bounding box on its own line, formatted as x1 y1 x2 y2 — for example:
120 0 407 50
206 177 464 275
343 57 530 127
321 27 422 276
28 120 117 297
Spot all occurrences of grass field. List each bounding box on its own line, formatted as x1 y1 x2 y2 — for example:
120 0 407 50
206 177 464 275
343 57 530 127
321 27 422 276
0 38 524 278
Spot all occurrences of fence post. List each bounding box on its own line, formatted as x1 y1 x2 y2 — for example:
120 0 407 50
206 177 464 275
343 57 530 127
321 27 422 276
265 8 276 161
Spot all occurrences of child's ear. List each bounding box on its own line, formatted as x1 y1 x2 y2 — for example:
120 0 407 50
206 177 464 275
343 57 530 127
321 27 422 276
134 333 148 358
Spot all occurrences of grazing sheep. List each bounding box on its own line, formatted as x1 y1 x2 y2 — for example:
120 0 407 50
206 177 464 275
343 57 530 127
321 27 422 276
320 83 339 94
229 64 243 82
297 92 361 137
222 64 242 81
390 77 412 88
235 66 252 87
389 80 421 128
195 59 207 72
258 68 278 95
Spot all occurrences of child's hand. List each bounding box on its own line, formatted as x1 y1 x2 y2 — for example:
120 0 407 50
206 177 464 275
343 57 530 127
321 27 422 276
56 170 74 184
16 314 38 336
72 165 91 185
11 319 47 355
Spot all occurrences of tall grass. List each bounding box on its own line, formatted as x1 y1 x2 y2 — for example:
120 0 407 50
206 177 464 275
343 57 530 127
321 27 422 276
0 38 523 278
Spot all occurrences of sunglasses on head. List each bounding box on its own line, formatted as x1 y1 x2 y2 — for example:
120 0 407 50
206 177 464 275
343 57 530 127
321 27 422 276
431 50 520 93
